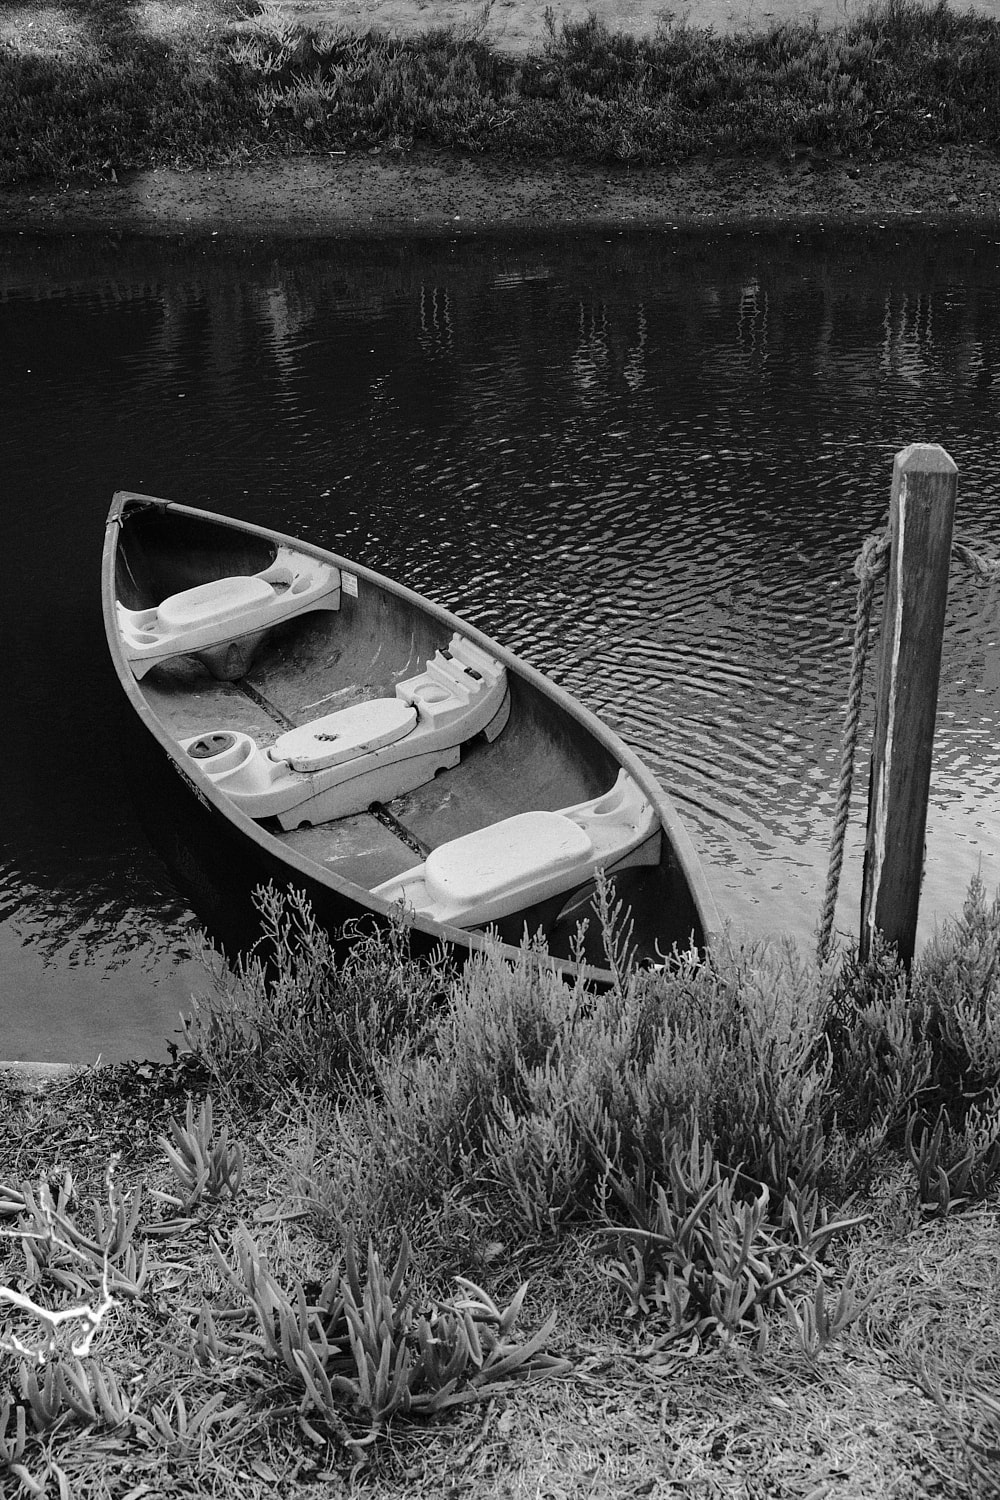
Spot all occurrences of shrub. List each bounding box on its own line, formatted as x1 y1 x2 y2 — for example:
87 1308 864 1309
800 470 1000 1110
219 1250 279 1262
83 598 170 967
6 1 1000 183
913 876 1000 1105
180 886 449 1109
825 939 933 1142
293 918 848 1250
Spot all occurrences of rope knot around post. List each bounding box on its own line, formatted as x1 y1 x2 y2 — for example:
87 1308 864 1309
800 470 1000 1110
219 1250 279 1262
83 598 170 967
854 529 891 586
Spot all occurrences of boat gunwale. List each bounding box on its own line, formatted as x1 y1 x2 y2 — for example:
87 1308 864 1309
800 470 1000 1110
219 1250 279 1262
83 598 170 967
103 490 721 977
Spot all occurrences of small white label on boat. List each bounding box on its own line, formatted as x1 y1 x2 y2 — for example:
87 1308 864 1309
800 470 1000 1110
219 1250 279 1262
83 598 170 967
342 572 358 598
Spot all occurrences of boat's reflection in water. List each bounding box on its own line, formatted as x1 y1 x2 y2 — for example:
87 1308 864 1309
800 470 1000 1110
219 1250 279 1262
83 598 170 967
120 708 270 968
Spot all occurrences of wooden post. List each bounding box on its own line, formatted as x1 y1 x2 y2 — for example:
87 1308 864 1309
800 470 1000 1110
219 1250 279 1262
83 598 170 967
860 443 957 965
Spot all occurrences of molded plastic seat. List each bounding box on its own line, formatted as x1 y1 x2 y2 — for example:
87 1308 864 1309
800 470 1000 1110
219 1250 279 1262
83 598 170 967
372 770 661 929
157 575 275 632
269 698 417 773
118 546 341 679
424 812 592 910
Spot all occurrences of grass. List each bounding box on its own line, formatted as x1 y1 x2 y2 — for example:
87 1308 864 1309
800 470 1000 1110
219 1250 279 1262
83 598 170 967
1 0 1000 186
2 879 1000 1497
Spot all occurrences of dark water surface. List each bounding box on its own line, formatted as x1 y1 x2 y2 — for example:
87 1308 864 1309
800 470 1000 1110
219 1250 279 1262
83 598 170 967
2 224 999 1062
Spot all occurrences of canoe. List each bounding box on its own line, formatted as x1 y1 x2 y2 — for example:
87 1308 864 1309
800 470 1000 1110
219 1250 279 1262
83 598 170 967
103 492 718 982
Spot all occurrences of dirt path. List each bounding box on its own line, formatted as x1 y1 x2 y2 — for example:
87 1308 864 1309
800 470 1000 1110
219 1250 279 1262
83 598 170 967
278 0 1000 51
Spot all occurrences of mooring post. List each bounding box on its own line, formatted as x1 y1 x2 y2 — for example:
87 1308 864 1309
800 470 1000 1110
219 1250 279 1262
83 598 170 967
860 443 957 965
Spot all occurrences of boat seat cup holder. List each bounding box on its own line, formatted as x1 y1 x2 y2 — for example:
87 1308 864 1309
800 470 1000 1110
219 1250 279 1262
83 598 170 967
185 730 256 774
187 731 238 759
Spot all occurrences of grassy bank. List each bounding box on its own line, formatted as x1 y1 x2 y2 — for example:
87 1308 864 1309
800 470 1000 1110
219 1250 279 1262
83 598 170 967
2 881 999 1497
2 0 1000 188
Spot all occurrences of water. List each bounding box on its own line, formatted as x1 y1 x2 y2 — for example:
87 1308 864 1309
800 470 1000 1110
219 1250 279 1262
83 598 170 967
2 224 999 1062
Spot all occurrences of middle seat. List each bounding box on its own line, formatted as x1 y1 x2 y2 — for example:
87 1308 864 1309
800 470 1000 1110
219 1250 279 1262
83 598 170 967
178 633 509 829
269 697 418 773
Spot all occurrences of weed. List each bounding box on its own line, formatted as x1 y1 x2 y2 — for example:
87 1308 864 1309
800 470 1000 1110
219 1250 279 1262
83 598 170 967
212 1223 568 1454
905 1094 1000 1217
15 1355 134 1433
1 1157 147 1366
155 1096 244 1212
130 1386 249 1458
0 1397 29 1485
783 1266 874 1357
598 1121 867 1350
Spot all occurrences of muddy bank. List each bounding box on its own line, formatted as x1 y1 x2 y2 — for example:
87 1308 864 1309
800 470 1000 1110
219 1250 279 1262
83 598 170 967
2 143 999 239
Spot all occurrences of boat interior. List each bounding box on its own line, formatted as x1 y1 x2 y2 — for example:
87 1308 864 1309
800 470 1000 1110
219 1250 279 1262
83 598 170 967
113 501 700 960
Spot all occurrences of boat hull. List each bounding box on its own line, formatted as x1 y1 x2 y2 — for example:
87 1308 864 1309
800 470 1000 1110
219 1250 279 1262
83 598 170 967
104 493 718 984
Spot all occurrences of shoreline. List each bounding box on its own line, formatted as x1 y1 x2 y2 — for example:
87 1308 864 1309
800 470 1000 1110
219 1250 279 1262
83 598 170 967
3 142 1000 239
2 136 999 1073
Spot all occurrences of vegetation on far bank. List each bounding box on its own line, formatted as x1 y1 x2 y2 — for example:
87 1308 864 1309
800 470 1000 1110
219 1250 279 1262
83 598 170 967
2 878 1000 1497
2 0 1000 188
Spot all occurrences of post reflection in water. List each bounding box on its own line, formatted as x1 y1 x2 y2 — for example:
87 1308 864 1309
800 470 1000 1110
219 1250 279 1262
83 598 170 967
1 224 998 1061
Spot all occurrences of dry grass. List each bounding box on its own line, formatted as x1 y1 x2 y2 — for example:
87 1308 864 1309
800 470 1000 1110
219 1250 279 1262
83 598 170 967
3 1060 997 1500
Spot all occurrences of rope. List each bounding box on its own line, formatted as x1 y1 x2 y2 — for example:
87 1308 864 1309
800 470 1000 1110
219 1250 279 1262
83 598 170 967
815 528 999 966
953 540 1000 583
816 530 890 966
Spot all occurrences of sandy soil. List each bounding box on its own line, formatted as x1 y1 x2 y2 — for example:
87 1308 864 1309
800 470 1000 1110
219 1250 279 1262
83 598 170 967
276 0 1000 51
2 1 1000 240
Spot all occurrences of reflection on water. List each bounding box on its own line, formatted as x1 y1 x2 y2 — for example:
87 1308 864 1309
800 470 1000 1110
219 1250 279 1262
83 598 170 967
1 224 999 1060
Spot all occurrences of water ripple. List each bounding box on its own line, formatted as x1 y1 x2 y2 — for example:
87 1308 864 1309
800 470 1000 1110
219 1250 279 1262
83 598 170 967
2 226 1000 1056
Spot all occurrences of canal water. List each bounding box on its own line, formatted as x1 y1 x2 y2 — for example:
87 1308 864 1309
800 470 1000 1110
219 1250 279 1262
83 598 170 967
2 224 999 1062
